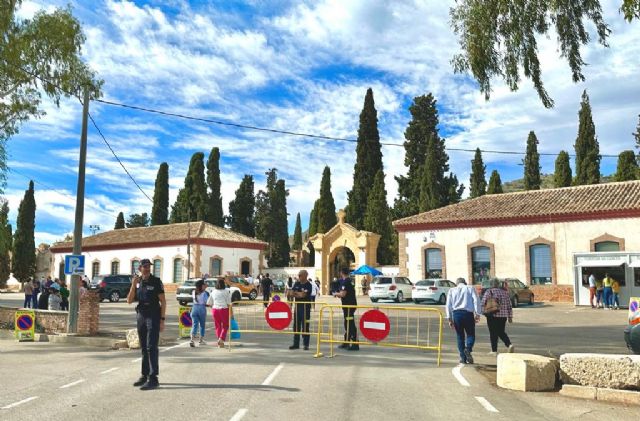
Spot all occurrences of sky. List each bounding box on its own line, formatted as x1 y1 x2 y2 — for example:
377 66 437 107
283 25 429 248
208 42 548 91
6 0 640 245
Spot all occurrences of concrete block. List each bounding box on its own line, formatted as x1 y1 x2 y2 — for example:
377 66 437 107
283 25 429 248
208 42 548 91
560 353 640 390
497 353 559 392
559 384 597 400
126 329 140 349
596 388 640 405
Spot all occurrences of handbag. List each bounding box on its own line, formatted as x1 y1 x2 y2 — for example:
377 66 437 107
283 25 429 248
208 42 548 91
483 290 500 315
230 316 241 339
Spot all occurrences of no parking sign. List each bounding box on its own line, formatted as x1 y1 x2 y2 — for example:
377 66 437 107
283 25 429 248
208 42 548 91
15 310 35 342
629 297 640 326
178 306 193 338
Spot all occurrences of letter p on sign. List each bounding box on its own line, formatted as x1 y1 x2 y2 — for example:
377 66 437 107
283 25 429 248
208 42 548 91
64 255 85 275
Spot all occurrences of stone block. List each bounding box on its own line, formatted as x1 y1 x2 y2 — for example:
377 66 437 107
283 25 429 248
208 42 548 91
560 353 640 390
126 329 140 349
559 384 597 400
112 340 129 350
596 388 640 405
497 353 559 392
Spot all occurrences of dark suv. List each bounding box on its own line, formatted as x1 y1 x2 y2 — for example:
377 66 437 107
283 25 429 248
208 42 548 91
91 274 132 302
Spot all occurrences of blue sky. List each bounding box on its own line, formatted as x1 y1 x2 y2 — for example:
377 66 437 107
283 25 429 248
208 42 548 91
7 0 640 245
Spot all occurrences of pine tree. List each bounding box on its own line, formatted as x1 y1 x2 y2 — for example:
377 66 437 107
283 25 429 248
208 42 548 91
228 175 255 237
316 166 337 233
487 170 503 194
151 162 169 225
364 170 396 265
12 181 36 282
114 212 125 229
206 147 224 227
292 213 303 250
126 213 150 228
269 179 290 267
308 201 318 237
346 88 383 229
554 151 572 187
469 148 487 198
574 90 601 185
614 151 638 181
171 153 208 222
444 174 465 204
524 131 541 190
0 200 12 288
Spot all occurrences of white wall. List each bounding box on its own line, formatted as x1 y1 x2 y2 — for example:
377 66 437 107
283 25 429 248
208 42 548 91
199 246 261 277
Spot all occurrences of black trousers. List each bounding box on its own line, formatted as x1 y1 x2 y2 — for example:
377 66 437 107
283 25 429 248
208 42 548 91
263 290 271 308
137 312 160 377
343 308 357 343
486 315 511 352
292 303 311 347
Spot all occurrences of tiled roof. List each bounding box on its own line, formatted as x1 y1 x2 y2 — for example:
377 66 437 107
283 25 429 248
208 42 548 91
393 180 640 230
50 221 267 251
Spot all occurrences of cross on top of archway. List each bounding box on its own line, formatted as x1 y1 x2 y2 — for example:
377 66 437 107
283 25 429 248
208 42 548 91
337 209 346 225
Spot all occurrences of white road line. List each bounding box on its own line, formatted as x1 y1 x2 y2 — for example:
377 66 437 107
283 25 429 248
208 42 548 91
159 342 189 353
475 396 499 413
1 396 38 410
131 358 142 363
452 364 470 387
261 363 285 386
100 367 119 374
59 379 85 389
229 408 248 421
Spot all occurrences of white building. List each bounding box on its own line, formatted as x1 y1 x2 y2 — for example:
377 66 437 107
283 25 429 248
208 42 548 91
49 222 267 285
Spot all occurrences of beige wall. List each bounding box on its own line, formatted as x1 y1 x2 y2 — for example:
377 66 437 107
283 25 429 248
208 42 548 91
402 217 640 285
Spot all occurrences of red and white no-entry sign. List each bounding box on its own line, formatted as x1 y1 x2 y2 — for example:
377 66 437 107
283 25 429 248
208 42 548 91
265 301 292 330
359 309 390 342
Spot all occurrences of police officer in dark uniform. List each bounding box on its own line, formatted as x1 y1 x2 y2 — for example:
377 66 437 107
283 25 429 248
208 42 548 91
261 273 273 308
287 269 313 350
333 268 359 351
127 258 166 390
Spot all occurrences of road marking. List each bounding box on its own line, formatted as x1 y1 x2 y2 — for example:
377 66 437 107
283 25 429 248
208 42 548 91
229 408 248 421
363 321 386 330
160 342 191 353
59 379 85 389
261 363 284 386
475 396 499 413
452 364 470 387
131 358 142 363
100 367 119 374
1 396 38 409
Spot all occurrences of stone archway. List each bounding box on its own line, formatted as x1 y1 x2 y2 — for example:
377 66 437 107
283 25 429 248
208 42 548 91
310 209 380 294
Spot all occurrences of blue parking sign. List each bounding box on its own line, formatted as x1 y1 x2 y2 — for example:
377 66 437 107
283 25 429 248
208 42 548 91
64 255 85 275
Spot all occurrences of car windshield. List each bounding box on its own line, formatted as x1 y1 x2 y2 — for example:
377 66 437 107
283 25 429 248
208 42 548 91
183 279 198 286
416 280 435 286
372 277 391 284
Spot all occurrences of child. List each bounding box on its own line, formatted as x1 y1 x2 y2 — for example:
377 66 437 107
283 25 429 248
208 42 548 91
48 284 62 311
208 278 232 348
190 280 209 347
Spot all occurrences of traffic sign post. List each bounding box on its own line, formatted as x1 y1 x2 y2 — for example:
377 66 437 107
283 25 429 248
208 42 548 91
359 309 390 342
64 255 85 275
178 306 192 338
15 310 35 342
629 297 640 326
265 301 292 330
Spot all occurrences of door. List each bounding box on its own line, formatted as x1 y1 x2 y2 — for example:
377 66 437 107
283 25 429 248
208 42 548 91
402 277 413 298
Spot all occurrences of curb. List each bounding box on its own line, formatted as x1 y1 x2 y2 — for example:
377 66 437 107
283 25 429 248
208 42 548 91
560 384 640 405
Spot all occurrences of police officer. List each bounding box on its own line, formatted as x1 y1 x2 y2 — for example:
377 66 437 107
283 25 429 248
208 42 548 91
127 258 166 390
287 270 313 350
261 273 273 308
333 268 359 351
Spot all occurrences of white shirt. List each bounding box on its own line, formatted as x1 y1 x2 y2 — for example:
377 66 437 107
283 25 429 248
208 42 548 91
207 288 232 309
311 281 319 297
445 284 481 319
588 274 596 288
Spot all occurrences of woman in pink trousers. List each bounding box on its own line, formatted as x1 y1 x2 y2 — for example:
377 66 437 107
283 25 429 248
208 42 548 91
207 278 232 347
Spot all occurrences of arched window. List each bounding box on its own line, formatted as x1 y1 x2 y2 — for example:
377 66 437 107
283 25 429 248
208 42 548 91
210 257 223 276
240 259 251 276
92 261 100 279
173 258 183 283
131 260 140 275
471 246 491 284
153 259 162 278
111 261 120 275
529 244 552 285
594 241 620 252
424 248 443 279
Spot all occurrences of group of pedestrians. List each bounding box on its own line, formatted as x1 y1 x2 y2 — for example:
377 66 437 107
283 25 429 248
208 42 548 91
187 278 233 348
22 276 70 311
588 272 621 309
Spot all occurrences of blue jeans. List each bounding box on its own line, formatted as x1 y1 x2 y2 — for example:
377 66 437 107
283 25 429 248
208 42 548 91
190 305 206 338
32 294 38 309
23 294 32 308
603 287 613 308
613 293 620 307
452 310 476 362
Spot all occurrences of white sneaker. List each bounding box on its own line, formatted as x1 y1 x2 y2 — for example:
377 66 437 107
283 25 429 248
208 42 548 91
508 345 515 353
488 351 497 356
199 339 206 345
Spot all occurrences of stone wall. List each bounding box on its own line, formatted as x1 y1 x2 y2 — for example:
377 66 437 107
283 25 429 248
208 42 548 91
78 291 100 336
530 285 574 303
0 306 68 333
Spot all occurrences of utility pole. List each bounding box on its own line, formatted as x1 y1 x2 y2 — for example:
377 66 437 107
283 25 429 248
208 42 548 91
67 88 89 334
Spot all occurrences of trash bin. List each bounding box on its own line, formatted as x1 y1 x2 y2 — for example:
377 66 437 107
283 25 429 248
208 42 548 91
624 324 640 354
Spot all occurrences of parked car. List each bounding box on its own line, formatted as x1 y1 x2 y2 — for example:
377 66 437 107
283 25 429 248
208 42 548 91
412 279 455 304
90 274 132 302
369 276 413 303
480 278 534 308
272 279 286 293
224 276 258 300
176 277 242 306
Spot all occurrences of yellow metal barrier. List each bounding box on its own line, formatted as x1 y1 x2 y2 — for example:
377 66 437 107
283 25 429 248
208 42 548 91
314 304 443 366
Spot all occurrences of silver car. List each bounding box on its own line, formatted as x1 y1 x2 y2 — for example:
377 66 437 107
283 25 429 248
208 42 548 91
176 278 242 305
369 276 413 303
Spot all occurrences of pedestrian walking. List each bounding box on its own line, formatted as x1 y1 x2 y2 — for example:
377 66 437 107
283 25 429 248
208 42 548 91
38 286 50 310
48 283 62 311
127 258 166 390
23 279 34 308
189 279 209 347
612 278 621 310
333 268 359 351
59 281 69 311
261 273 273 308
602 273 614 309
481 278 514 355
445 278 481 364
595 277 604 308
588 273 597 308
208 278 232 347
287 270 313 350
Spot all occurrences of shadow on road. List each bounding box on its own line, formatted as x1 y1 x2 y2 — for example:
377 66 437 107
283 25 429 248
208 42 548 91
158 382 299 392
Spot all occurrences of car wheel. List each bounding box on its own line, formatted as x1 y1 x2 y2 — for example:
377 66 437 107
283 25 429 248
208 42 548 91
232 291 241 302
512 297 518 308
396 291 404 303
438 294 446 305
249 289 258 300
109 291 120 303
370 298 378 303
529 294 534 305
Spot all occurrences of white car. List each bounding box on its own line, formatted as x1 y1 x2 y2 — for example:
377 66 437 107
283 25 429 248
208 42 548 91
412 279 455 305
369 276 413 303
176 278 242 305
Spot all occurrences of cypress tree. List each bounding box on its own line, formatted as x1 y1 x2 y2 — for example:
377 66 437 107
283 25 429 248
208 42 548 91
469 148 487 198
206 147 224 227
170 188 188 223
151 162 169 225
554 151 572 187
292 213 303 250
12 181 36 282
268 179 290 267
363 170 395 265
346 88 383 229
523 131 541 190
228 175 255 237
614 151 638 182
308 201 318 237
114 212 125 229
254 169 277 243
171 153 208 222
316 166 337 233
0 200 12 288
487 170 503 194
418 134 442 212
574 90 601 185
444 174 465 204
